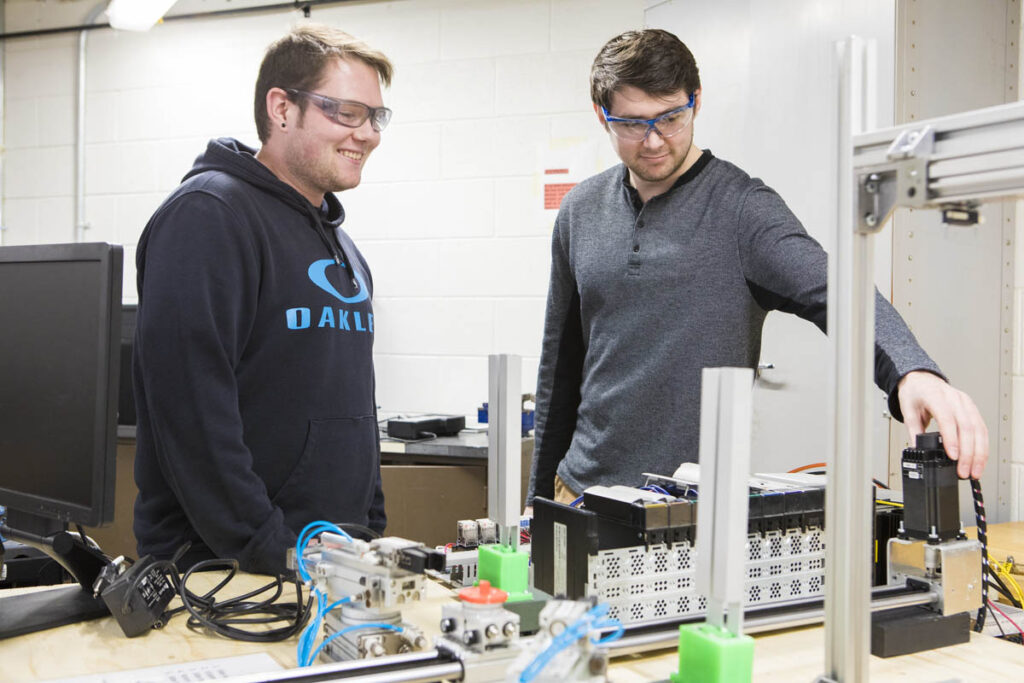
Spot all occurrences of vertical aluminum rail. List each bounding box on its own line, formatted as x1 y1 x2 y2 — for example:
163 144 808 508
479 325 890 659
821 36 875 683
487 354 521 548
826 68 1024 682
696 367 753 636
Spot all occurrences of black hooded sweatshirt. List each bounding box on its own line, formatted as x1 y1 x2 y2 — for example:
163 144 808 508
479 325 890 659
133 138 384 575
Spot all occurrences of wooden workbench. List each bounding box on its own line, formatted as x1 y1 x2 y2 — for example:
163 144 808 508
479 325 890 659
968 521 1024 566
2 526 1024 681
615 622 1024 681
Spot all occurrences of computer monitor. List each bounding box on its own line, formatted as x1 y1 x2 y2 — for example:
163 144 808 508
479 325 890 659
0 242 123 638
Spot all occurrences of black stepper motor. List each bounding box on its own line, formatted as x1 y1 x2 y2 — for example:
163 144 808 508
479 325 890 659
901 431 960 543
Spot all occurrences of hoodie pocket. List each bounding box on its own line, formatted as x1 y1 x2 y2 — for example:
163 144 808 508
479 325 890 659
271 415 378 527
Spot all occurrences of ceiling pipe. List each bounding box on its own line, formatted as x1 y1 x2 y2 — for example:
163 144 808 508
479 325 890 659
0 0 359 41
75 2 108 243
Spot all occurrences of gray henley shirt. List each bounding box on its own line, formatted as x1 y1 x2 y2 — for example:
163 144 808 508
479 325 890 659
526 150 941 504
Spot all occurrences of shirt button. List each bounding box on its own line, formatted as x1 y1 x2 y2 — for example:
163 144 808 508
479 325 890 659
633 244 640 253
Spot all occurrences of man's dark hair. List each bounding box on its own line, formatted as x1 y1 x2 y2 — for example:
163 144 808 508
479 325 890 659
590 29 701 110
254 24 393 143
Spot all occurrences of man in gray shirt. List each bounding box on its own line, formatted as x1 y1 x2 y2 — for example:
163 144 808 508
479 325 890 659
526 29 988 507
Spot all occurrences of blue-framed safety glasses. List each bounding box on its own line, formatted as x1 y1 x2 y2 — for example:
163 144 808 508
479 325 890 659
601 92 696 141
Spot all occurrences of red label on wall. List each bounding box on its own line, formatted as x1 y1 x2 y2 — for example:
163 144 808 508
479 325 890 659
544 182 576 210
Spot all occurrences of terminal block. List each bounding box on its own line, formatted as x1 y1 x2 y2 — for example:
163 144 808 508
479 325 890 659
531 481 827 625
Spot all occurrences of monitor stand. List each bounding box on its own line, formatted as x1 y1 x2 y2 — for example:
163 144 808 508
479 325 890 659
0 584 109 639
0 523 112 639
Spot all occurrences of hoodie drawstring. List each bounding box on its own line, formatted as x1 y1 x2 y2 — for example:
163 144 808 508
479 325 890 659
308 207 359 291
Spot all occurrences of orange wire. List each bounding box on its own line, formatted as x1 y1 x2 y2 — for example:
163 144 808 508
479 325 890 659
788 462 827 473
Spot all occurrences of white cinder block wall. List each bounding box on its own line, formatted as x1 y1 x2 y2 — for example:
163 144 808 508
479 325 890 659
1 0 643 418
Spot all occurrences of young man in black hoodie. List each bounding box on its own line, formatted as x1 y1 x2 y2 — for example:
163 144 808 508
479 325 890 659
132 25 393 575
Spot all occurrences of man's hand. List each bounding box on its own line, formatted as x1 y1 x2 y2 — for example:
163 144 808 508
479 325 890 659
897 371 988 479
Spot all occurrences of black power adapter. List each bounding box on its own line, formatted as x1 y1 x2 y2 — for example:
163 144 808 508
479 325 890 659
95 555 176 637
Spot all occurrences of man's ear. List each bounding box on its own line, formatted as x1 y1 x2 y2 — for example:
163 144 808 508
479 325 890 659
593 102 609 131
267 87 292 129
693 89 702 118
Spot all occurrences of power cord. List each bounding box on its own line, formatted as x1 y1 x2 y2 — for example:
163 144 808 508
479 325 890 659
113 543 314 642
167 558 312 642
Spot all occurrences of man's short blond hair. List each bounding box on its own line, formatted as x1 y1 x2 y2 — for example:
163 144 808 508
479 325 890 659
254 24 393 143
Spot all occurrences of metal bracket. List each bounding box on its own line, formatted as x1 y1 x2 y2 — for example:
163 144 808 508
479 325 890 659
888 537 983 616
858 170 898 233
886 125 935 160
857 125 936 233
887 125 934 208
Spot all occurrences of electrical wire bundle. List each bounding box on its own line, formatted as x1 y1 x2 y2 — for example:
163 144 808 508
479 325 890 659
972 478 990 633
519 517 532 545
293 521 400 666
970 479 1024 643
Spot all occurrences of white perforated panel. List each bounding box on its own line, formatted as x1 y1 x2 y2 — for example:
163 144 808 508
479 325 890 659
587 527 826 625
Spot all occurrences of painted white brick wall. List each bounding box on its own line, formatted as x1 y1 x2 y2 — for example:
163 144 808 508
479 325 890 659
2 0 645 418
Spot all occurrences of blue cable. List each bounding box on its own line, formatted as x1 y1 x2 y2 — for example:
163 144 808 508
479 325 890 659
569 495 585 508
296 588 327 666
306 622 403 665
519 603 610 683
295 521 353 582
325 597 351 612
641 485 669 495
293 520 356 666
297 592 355 666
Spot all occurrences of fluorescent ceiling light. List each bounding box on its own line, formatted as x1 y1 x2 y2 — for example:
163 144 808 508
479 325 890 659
106 0 179 32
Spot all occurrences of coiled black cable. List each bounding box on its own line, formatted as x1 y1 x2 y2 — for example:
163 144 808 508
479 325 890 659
142 549 312 642
169 558 313 642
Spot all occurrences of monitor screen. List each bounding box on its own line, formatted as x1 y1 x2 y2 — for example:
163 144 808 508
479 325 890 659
0 243 122 527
